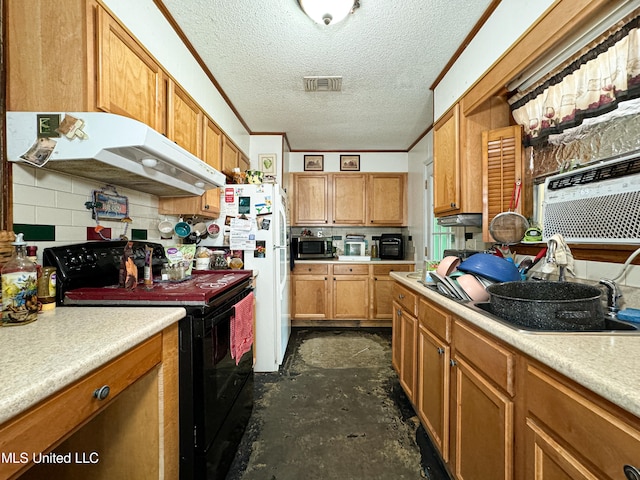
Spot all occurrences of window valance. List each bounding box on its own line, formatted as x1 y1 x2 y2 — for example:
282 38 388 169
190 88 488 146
510 14 640 147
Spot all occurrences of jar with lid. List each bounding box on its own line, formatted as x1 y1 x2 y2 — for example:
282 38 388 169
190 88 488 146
212 250 229 270
38 267 57 311
2 233 38 325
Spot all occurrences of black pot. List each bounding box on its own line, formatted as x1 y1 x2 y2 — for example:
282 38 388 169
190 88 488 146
486 281 604 331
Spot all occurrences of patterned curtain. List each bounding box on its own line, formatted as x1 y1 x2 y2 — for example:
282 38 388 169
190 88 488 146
510 14 640 147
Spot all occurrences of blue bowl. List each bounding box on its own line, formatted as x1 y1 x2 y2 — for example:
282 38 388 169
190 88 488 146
457 253 520 283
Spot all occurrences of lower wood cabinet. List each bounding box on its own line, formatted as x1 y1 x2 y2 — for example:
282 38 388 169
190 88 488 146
291 263 413 325
393 280 640 480
1 325 179 480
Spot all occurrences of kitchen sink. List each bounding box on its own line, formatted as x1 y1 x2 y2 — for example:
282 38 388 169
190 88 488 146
468 302 640 334
420 282 640 334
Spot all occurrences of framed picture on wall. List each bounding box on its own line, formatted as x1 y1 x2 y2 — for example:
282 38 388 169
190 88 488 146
259 153 277 175
304 155 324 171
340 155 360 171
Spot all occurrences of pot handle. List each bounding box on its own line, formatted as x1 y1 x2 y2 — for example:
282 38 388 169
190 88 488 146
555 310 592 320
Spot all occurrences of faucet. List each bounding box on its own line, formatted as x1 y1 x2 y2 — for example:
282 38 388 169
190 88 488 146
545 239 566 281
599 278 623 320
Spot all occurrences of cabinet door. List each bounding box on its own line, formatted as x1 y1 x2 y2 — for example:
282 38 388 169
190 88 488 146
371 265 413 319
292 174 330 225
222 136 240 177
332 174 367 225
433 104 461 215
482 126 524 242
392 301 402 373
393 303 418 403
290 275 330 320
368 174 407 225
239 153 250 172
167 81 203 157
417 324 450 462
201 118 222 215
450 354 514 480
96 6 163 130
332 274 369 319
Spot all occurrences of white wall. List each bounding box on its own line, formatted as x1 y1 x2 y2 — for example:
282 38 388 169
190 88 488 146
433 0 554 120
249 136 285 185
407 132 432 265
102 0 250 153
289 152 408 173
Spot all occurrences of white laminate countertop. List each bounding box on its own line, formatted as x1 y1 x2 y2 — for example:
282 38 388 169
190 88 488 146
391 272 640 418
0 306 186 425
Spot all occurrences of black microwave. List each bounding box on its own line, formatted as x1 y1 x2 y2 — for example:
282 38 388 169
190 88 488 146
379 234 404 260
291 237 333 259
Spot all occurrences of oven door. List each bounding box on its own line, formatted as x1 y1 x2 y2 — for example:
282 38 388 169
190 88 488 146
179 286 254 480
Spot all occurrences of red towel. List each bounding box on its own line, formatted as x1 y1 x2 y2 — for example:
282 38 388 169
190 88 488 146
231 292 254 365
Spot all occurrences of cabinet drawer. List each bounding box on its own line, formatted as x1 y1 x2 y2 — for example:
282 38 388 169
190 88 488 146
526 364 640 479
0 334 162 479
333 264 369 275
293 263 328 275
418 298 451 342
453 319 514 395
372 264 413 276
392 283 417 316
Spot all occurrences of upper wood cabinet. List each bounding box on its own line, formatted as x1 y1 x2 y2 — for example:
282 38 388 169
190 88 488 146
482 126 525 242
433 98 511 217
166 81 203 157
433 104 462 216
368 173 407 225
222 136 241 177
292 173 407 226
96 6 165 131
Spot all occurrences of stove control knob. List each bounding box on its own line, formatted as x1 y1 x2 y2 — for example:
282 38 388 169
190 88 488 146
93 385 111 401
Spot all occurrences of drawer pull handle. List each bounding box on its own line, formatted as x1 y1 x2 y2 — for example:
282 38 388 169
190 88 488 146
450 359 457 367
93 385 111 401
624 465 640 480
437 347 444 355
398 294 405 299
397 309 402 317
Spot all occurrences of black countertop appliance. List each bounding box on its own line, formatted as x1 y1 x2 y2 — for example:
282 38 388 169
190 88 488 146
379 234 404 260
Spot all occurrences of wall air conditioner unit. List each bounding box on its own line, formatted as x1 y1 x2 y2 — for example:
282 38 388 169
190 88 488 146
542 152 640 244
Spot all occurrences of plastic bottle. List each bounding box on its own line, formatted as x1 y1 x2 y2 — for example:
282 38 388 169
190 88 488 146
2 233 39 325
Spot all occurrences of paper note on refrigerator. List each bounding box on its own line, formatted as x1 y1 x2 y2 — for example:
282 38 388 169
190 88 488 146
230 217 257 250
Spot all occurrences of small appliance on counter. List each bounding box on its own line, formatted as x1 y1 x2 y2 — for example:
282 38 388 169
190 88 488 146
379 234 404 260
291 236 333 260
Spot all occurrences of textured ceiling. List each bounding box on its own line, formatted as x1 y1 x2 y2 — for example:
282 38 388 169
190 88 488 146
160 0 493 151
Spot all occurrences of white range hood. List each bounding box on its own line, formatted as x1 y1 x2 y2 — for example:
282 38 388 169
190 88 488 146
6 112 226 197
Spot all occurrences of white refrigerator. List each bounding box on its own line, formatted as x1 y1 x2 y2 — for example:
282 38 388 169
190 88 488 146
214 184 291 372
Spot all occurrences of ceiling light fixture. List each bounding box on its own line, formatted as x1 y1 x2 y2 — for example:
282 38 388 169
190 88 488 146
298 0 360 26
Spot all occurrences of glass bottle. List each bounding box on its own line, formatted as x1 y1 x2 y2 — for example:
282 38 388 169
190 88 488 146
2 233 39 326
371 238 379 258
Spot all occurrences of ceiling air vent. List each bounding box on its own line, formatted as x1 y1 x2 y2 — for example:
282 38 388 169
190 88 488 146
304 76 342 92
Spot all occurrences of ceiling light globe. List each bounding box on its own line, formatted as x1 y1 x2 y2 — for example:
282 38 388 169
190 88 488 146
299 0 354 26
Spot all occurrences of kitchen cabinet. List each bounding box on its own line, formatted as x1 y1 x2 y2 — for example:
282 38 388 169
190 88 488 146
292 174 331 225
416 298 451 462
368 174 407 225
167 81 203 157
433 98 511 217
292 173 407 226
450 319 515 480
333 174 368 225
222 135 241 178
159 116 222 218
371 264 414 319
392 283 418 402
524 362 640 480
292 263 414 325
332 264 370 319
1 325 179 480
239 153 251 173
290 263 331 320
482 125 526 242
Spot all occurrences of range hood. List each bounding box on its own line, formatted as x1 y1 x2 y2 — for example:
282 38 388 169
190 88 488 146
6 112 226 197
437 213 482 227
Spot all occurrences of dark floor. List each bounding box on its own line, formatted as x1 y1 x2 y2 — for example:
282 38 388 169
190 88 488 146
226 328 451 480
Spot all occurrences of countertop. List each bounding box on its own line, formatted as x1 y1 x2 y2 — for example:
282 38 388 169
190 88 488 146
391 272 640 418
0 306 186 425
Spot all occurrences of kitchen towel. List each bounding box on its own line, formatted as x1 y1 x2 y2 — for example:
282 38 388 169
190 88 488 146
231 292 254 365
540 233 575 277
